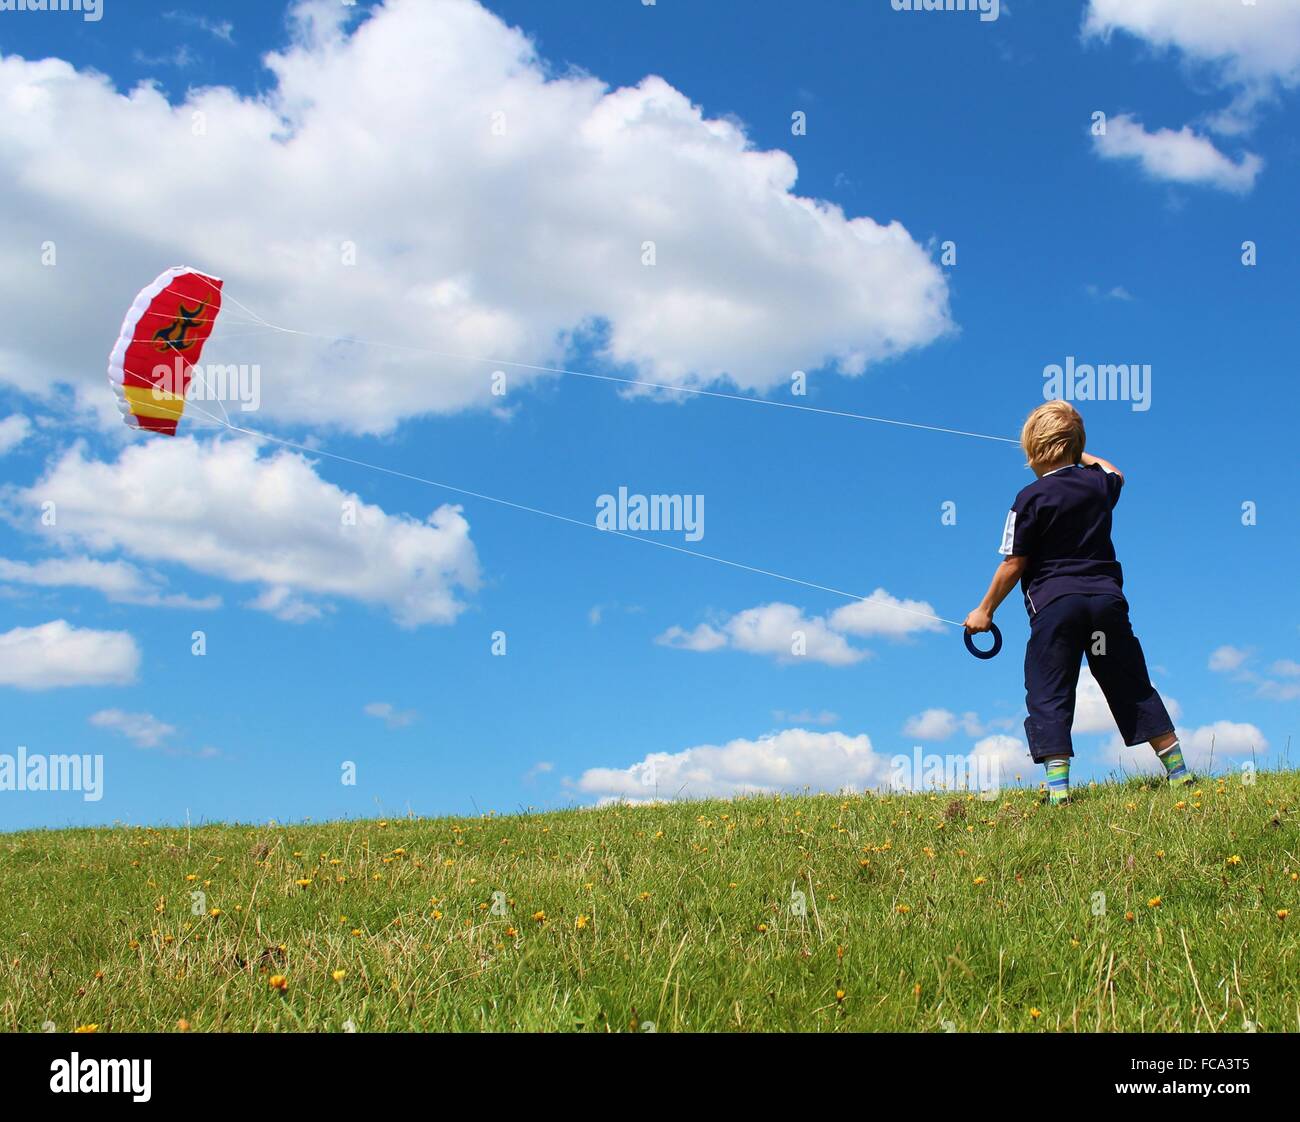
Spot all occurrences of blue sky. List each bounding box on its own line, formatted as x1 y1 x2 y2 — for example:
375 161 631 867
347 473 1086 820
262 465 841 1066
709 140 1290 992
1 0 1296 830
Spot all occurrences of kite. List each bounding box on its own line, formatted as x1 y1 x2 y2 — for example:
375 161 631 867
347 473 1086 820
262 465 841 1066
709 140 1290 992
107 266 223 436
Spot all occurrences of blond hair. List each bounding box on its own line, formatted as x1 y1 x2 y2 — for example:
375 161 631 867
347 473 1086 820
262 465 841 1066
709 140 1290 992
1021 401 1085 470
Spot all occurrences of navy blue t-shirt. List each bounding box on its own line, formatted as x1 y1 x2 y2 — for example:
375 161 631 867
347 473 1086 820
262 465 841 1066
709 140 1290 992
998 462 1125 615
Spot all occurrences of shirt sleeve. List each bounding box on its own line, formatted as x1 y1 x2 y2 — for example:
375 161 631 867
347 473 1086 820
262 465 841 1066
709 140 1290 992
999 494 1039 557
1103 467 1123 508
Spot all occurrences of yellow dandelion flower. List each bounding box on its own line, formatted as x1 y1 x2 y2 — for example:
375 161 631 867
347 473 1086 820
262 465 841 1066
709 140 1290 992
756 923 769 933
268 974 288 992
973 876 987 886
504 926 518 938
1278 909 1290 921
896 904 911 914
638 892 651 901
1148 897 1162 908
1124 911 1135 922
74 1024 99 1034
295 878 312 888
835 990 846 1003
532 910 546 923
575 915 590 930
1030 1008 1042 1020
177 1018 191 1032
1227 855 1242 866
331 969 347 982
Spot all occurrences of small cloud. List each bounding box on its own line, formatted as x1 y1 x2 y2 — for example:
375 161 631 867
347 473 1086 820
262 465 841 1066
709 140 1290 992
1085 283 1134 302
0 620 139 690
1092 114 1262 194
363 701 418 729
0 556 220 611
132 45 200 70
1209 645 1250 673
89 709 176 749
828 588 944 639
575 728 886 802
656 622 729 653
163 10 235 43
524 761 554 781
0 415 32 455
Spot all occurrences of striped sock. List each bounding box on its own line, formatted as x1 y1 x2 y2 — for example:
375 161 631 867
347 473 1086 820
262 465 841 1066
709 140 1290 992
1045 756 1070 805
1156 740 1192 785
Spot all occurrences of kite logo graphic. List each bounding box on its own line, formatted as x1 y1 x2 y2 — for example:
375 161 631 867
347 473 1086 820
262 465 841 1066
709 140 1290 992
152 300 209 354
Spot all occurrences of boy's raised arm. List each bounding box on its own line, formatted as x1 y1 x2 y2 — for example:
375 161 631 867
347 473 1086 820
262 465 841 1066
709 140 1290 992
1081 451 1123 480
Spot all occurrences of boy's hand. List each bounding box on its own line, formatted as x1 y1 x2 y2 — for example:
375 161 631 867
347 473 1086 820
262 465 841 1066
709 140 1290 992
963 608 993 634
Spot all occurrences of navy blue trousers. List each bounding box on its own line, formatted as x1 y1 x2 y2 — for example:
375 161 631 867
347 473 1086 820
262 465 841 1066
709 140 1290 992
1023 593 1174 763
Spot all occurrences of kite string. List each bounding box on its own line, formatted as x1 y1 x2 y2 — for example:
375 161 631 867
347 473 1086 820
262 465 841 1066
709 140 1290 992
190 276 1020 446
174 394 964 630
163 274 985 628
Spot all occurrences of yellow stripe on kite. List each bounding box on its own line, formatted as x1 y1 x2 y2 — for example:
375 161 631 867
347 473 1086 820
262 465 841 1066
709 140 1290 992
123 385 187 421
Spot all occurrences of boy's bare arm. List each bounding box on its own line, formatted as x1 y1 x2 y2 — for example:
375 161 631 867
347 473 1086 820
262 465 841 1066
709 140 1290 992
1081 451 1123 480
964 555 1028 633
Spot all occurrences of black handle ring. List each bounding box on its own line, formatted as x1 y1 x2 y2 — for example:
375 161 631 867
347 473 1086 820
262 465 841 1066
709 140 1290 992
963 622 1002 660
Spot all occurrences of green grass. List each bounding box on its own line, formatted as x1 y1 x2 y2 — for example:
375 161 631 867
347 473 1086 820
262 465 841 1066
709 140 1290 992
2 773 1297 1032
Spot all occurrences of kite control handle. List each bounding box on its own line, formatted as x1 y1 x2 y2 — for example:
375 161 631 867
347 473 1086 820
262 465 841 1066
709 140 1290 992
963 622 1002 660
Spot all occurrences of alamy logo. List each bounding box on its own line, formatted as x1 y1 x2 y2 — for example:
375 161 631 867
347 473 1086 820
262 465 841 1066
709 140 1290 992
0 747 103 802
151 357 262 412
1043 356 1151 412
888 747 1001 799
595 486 704 542
50 1054 151 1102
891 0 999 23
0 0 102 21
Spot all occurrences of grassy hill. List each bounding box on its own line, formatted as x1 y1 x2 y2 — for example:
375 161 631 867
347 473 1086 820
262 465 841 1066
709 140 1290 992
2 772 1297 1032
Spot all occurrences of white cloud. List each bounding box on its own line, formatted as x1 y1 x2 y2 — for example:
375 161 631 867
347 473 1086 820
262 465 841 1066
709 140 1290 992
5 438 480 628
1092 114 1262 193
0 0 951 433
969 733 1033 780
89 708 176 749
725 603 865 667
1085 2 1300 135
1209 644 1250 672
163 10 236 43
1272 659 1300 678
363 701 418 729
1084 1 1300 92
0 619 139 690
658 590 943 667
828 588 945 639
1104 719 1267 774
0 415 31 454
656 622 728 653
657 602 866 666
575 727 887 802
903 708 959 740
1178 720 1267 761
1085 283 1134 303
0 556 220 610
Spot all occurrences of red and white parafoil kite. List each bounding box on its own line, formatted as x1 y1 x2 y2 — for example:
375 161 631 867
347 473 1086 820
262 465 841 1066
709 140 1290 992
108 267 223 436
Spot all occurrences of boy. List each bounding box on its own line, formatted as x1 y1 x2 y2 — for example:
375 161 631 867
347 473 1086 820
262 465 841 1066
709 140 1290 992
963 400 1187 805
